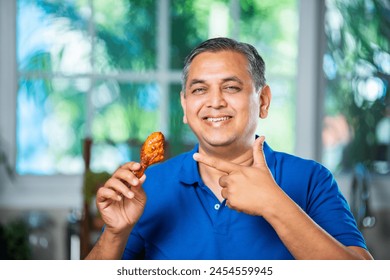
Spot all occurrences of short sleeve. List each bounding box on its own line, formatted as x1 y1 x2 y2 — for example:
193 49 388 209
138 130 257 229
306 164 367 249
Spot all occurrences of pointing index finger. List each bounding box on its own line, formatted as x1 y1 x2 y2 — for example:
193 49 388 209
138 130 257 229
193 153 238 174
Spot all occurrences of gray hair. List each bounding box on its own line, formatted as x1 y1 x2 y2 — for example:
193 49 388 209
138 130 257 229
181 37 266 93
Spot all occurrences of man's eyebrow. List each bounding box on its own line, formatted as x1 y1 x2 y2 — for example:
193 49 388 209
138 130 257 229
222 76 244 85
189 76 243 87
188 79 205 88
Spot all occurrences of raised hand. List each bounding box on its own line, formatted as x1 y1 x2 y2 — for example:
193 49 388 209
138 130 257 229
193 136 282 216
95 162 147 234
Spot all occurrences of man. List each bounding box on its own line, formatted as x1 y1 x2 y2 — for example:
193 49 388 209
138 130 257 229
85 37 372 260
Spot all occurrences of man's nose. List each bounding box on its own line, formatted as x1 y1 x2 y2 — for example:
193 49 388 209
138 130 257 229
207 88 227 108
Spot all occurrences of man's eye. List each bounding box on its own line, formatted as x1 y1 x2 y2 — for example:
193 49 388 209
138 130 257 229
192 88 206 94
224 86 240 93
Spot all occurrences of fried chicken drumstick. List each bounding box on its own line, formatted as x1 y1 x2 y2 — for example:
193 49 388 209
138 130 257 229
133 131 165 178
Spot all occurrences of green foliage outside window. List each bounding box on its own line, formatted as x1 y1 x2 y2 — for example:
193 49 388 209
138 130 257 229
324 0 390 172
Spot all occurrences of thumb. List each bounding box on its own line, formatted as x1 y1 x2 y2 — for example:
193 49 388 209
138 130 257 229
253 136 267 168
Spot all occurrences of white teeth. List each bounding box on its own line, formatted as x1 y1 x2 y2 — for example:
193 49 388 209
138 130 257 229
206 117 230 122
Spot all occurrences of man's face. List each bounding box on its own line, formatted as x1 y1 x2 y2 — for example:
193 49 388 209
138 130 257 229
181 50 266 152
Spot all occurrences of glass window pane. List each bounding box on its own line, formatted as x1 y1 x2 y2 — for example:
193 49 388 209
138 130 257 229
170 0 230 70
93 0 157 72
240 0 298 153
89 142 134 174
257 76 296 153
91 81 160 142
17 0 92 74
168 84 197 156
17 78 87 175
322 0 389 173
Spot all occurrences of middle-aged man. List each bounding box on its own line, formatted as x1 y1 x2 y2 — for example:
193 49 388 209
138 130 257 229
85 37 373 260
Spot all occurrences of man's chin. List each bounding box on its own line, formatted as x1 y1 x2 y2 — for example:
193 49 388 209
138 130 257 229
201 136 236 148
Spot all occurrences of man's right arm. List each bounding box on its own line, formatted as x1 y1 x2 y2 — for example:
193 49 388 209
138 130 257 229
84 162 147 260
85 228 132 260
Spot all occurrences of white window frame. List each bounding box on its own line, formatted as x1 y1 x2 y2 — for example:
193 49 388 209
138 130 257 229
296 0 325 160
0 0 323 209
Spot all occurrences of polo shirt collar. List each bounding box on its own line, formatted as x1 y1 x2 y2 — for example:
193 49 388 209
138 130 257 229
178 139 277 186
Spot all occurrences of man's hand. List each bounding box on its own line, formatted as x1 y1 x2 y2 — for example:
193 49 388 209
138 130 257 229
96 162 147 235
193 136 282 216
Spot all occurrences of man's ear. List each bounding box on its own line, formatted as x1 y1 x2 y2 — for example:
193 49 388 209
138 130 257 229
180 91 188 124
259 85 272 119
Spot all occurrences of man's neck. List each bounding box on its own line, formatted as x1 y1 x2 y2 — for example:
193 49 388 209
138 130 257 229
197 144 254 202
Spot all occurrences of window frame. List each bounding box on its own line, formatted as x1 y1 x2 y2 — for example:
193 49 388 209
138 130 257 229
0 0 322 209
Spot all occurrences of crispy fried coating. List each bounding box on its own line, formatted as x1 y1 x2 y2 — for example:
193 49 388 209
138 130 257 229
133 132 165 178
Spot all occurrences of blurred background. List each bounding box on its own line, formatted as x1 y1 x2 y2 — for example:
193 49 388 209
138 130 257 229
0 0 389 260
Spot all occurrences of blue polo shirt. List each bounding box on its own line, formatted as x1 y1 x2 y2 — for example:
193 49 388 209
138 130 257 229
122 142 367 260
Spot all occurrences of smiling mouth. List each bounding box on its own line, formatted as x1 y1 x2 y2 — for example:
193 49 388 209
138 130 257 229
204 116 232 122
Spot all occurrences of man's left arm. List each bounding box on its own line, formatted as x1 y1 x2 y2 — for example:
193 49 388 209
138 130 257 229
193 136 373 260
258 187 373 259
